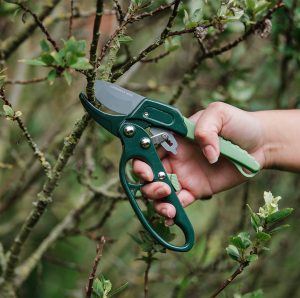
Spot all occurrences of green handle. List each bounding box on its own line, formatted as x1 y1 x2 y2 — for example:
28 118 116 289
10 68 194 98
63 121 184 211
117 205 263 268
183 117 261 177
119 122 194 252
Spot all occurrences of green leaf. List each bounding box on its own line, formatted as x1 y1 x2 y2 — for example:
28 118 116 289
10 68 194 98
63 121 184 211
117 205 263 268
242 289 263 298
69 57 93 70
129 233 143 245
19 58 47 66
52 50 65 66
40 39 50 52
93 278 104 297
246 0 256 11
47 69 57 84
226 244 240 261
63 70 72 85
238 232 252 249
256 231 271 242
118 35 133 44
265 208 294 224
247 204 261 231
41 53 54 65
270 224 290 234
3 104 14 117
230 236 245 249
246 254 258 262
108 282 128 297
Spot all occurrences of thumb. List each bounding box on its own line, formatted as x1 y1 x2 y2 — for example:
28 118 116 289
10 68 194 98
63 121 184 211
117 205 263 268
193 102 230 164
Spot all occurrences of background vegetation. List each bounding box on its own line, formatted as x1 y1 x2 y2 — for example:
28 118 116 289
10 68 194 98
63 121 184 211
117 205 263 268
0 0 299 297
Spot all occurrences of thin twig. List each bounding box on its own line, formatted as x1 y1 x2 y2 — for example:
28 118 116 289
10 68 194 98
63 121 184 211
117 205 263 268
2 0 61 59
86 0 104 102
211 262 249 298
141 50 171 63
169 1 284 105
144 252 154 298
68 0 74 39
16 2 59 52
85 236 106 298
4 77 48 85
0 87 52 174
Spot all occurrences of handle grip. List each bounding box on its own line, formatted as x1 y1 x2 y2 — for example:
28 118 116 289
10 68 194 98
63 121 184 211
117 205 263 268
119 122 194 252
183 117 260 177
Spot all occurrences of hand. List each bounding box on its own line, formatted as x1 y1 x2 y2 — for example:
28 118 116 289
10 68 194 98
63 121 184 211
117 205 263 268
133 102 267 224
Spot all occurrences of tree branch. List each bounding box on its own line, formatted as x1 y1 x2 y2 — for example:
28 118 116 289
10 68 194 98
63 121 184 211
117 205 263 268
85 236 106 298
0 87 52 174
2 0 61 59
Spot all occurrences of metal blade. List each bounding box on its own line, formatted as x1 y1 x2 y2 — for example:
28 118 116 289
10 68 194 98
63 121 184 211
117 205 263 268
95 80 145 115
150 127 178 155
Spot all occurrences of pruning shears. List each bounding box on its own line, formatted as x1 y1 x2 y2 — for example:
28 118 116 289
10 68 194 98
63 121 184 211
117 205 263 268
79 80 260 252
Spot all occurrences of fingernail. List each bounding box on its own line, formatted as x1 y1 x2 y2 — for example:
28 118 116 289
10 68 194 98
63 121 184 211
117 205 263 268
140 171 151 181
165 219 174 226
202 145 218 164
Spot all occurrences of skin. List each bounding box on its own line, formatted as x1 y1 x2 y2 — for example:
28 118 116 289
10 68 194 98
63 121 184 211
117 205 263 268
133 102 300 225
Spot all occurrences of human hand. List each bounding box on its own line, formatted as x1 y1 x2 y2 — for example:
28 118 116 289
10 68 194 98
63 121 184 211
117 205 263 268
133 102 267 225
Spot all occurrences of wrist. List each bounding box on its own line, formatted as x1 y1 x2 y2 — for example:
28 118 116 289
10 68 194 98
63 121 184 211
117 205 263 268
253 110 284 170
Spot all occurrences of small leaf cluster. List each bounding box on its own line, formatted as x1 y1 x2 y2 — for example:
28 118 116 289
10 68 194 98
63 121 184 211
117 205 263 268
130 203 175 255
92 275 128 298
2 104 22 120
226 191 293 264
20 37 93 85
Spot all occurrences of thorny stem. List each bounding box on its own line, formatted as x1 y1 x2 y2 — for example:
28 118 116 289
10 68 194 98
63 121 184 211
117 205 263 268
85 237 106 298
0 87 52 174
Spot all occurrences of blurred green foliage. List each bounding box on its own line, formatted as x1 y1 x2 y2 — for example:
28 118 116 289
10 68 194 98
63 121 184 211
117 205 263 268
0 0 300 298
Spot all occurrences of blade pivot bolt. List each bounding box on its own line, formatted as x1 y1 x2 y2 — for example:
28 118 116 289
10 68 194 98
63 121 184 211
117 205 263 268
158 171 166 180
140 137 151 149
124 125 135 137
143 112 149 117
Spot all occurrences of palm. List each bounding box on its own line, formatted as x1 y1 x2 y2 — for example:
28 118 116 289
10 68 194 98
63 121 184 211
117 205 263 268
162 136 246 202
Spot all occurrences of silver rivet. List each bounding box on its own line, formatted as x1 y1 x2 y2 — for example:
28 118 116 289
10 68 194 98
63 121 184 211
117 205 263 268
124 125 135 137
158 171 166 180
140 137 151 149
143 112 149 117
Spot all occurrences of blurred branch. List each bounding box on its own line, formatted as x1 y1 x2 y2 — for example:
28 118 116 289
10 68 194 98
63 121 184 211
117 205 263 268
2 0 61 59
141 50 171 63
0 87 52 174
275 0 297 108
15 177 120 287
85 199 118 232
68 0 74 39
4 77 48 85
3 113 90 283
14 1 59 52
97 0 178 67
169 1 285 105
111 0 182 80
143 252 154 298
85 236 106 298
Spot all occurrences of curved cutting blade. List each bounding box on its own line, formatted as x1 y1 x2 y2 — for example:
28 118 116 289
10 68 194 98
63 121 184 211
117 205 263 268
95 80 145 115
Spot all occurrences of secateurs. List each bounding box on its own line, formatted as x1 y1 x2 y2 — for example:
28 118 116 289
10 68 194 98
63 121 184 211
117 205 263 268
79 80 260 252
